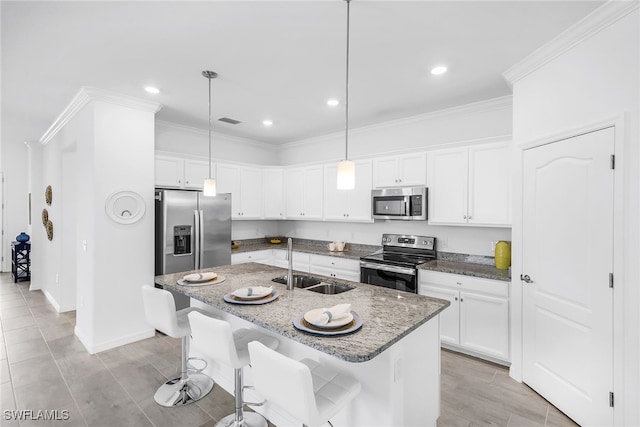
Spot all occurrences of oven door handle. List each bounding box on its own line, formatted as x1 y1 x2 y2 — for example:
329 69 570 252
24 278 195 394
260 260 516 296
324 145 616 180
360 262 416 276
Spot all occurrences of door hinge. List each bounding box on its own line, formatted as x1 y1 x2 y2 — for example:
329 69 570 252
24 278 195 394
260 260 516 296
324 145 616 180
610 154 615 170
610 391 614 407
609 273 614 289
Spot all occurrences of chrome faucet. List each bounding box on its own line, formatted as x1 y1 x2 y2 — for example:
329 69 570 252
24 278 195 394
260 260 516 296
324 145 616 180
286 237 294 290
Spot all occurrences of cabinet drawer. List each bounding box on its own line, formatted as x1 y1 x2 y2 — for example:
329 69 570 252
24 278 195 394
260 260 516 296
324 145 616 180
231 250 271 265
419 270 508 297
309 254 359 270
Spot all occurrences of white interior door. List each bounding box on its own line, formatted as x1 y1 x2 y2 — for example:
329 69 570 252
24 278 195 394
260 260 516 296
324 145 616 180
522 127 614 426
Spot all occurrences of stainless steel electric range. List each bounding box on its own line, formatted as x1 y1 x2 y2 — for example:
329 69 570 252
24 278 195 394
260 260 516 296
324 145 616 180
360 234 436 294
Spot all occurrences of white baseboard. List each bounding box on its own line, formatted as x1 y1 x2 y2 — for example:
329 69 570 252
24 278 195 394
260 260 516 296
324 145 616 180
75 325 155 355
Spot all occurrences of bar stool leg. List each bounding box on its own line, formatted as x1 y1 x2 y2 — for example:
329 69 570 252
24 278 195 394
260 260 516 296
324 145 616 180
215 367 266 427
154 336 214 407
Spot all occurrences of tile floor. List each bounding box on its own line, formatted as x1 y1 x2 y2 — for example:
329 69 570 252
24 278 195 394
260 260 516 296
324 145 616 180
0 274 578 426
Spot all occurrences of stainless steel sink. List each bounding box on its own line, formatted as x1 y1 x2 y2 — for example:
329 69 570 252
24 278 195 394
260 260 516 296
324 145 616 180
305 282 354 295
271 275 322 289
271 275 354 294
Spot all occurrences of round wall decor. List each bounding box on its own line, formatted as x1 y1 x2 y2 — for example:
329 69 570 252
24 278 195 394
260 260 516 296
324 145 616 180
105 191 146 225
45 185 52 205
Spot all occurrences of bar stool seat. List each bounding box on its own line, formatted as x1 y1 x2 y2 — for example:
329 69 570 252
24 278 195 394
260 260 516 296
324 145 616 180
248 340 361 427
188 311 279 427
141 285 215 407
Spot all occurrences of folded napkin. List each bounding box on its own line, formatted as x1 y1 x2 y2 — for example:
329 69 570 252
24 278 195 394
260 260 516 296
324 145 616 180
183 272 217 282
232 286 273 298
316 303 352 325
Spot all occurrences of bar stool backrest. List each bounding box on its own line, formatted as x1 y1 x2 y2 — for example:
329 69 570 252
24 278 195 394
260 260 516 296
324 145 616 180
188 311 243 369
141 285 181 338
248 340 320 426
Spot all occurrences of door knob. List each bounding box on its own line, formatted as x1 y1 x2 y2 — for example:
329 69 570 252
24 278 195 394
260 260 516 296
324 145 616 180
520 274 534 284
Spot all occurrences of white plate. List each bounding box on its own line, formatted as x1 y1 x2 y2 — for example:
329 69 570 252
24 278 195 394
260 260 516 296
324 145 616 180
177 276 225 287
183 272 217 283
304 308 354 329
231 286 273 300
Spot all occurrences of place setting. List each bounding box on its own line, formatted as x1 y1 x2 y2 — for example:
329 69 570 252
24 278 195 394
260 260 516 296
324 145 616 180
177 272 226 287
223 286 279 305
293 303 363 336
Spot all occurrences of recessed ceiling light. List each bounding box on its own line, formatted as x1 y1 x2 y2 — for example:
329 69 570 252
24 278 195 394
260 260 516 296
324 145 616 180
262 119 273 127
327 99 340 107
431 66 448 75
145 86 160 94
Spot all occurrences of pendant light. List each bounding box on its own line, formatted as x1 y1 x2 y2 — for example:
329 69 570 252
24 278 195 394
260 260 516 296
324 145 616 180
336 0 355 190
202 70 218 196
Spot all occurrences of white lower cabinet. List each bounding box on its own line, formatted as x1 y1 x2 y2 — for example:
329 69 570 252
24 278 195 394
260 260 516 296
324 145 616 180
308 254 360 282
231 250 272 265
270 250 310 273
419 270 509 364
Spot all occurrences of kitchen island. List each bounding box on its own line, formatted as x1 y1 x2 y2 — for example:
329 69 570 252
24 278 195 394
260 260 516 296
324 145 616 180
155 262 449 426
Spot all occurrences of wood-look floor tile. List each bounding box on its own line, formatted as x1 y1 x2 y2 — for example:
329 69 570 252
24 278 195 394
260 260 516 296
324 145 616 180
0 298 28 310
138 394 213 427
0 305 32 320
56 351 108 383
1 314 35 331
109 362 169 403
5 336 49 364
3 325 41 345
0 357 10 384
47 335 88 360
546 405 580 427
40 322 75 342
9 353 62 388
192 383 235 420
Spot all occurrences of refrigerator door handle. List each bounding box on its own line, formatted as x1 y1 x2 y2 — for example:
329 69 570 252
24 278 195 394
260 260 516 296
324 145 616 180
199 210 205 269
194 210 201 269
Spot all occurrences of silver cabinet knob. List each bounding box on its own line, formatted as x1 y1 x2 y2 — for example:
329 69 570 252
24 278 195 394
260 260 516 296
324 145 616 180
520 274 534 284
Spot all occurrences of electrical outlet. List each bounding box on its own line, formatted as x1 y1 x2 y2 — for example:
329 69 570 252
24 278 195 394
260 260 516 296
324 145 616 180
55 273 59 284
491 241 497 252
394 357 403 382
439 238 448 250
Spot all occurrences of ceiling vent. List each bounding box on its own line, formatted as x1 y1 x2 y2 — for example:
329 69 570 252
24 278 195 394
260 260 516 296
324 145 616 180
217 117 242 125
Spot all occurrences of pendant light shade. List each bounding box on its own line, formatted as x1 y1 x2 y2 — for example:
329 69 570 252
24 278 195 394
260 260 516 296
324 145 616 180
203 178 217 197
202 70 218 196
337 159 355 189
337 0 355 190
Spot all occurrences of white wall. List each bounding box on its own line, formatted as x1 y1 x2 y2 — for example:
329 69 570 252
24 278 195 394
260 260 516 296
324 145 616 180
279 96 512 165
508 5 639 424
155 121 279 165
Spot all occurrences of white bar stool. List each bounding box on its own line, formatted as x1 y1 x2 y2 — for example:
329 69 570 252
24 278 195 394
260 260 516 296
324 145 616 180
188 311 279 427
248 341 361 427
141 285 215 407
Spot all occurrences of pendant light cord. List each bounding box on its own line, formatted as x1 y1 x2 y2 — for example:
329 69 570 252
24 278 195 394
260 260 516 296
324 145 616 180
344 0 351 161
208 76 212 179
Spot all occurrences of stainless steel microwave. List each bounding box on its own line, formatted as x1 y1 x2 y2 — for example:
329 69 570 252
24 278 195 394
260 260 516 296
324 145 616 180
371 187 428 220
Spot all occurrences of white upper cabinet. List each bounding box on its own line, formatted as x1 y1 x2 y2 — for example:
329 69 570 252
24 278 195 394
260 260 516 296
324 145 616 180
323 160 373 222
372 152 427 188
217 163 264 219
263 169 285 219
427 142 511 226
155 155 212 190
285 165 323 219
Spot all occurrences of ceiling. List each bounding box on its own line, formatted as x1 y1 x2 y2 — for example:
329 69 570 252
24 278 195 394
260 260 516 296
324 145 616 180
1 1 604 146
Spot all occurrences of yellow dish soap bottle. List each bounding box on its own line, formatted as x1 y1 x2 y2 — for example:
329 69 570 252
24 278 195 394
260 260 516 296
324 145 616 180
494 241 511 270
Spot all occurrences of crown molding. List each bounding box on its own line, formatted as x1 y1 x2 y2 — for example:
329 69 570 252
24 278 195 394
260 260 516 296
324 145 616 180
155 120 279 151
40 87 162 145
281 95 513 150
503 0 639 86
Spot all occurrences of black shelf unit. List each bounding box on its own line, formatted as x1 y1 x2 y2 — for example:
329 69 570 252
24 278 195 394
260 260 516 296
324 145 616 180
11 241 31 283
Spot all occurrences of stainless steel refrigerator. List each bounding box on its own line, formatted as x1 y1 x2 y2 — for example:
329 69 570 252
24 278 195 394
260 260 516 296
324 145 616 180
155 189 232 308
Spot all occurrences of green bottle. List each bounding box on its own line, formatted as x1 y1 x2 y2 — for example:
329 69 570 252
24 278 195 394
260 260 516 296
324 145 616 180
495 241 511 270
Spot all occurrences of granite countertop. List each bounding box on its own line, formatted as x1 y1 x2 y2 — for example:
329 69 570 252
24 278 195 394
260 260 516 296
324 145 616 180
231 239 378 261
418 259 511 282
155 263 449 363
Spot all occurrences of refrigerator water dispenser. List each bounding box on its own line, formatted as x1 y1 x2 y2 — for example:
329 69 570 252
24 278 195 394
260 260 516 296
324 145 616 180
173 226 192 255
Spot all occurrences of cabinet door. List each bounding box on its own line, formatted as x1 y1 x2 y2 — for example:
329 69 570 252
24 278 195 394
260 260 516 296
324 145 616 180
216 164 241 218
155 156 184 188
323 164 349 220
285 169 305 218
372 156 399 188
459 291 509 360
240 167 263 218
302 166 324 219
263 169 285 219
347 160 373 221
419 284 460 346
397 152 426 186
183 159 211 190
231 250 271 265
427 148 468 224
468 143 511 226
